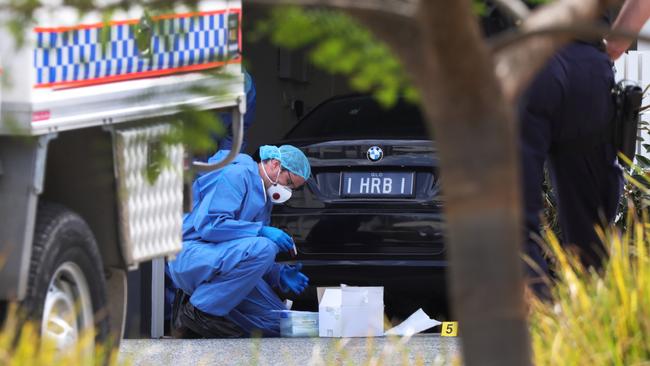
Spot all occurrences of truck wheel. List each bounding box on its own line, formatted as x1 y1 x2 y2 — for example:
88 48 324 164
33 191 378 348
22 202 109 350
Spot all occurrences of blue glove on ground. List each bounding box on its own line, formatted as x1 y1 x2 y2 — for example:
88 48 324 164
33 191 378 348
259 226 294 253
279 263 309 295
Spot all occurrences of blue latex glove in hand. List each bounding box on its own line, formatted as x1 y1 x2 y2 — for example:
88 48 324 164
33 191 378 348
259 226 294 253
280 263 309 295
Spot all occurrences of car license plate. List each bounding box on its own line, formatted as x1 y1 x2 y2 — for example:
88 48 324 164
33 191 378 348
340 172 414 198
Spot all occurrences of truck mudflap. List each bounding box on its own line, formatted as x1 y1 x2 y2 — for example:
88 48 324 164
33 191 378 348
0 135 53 300
112 123 183 268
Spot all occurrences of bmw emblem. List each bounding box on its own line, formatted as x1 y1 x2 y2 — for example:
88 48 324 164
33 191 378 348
367 146 383 162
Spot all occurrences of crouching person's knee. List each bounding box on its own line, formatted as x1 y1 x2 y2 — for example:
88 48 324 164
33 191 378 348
254 237 279 264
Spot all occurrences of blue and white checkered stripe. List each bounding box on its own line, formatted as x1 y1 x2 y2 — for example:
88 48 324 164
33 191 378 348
34 12 239 86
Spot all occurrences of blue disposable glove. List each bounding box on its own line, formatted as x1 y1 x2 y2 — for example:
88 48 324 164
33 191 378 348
279 263 309 295
259 226 294 253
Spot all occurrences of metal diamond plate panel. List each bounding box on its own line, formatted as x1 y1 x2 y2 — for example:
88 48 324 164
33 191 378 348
114 123 183 266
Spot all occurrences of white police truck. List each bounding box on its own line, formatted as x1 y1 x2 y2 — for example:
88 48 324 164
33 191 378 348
0 0 244 348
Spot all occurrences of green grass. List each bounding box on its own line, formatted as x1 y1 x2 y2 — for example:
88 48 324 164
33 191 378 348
0 307 123 366
529 210 650 365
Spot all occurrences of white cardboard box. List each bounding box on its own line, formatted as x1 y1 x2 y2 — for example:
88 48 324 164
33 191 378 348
318 286 384 337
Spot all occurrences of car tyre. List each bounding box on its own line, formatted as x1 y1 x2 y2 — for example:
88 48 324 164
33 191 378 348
21 202 109 350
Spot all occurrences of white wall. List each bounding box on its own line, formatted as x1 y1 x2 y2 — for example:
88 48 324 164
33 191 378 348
637 19 650 51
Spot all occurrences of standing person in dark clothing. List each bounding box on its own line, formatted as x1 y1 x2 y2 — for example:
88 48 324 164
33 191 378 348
520 0 650 295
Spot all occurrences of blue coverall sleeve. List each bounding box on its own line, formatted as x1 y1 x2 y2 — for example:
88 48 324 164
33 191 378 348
193 166 264 243
253 202 272 226
263 263 284 288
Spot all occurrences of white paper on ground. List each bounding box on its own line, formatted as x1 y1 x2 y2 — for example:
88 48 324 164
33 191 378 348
384 308 441 336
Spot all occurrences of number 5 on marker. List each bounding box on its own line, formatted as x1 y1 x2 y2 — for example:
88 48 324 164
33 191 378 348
441 321 458 337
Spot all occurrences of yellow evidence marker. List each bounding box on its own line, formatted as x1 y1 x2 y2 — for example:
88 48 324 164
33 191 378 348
440 321 458 337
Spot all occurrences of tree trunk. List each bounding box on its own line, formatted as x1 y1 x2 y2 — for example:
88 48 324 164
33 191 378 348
351 1 530 365
415 3 530 365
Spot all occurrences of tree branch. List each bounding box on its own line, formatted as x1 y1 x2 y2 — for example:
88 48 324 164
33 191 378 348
490 0 530 22
243 0 417 18
371 2 533 365
345 8 423 78
490 23 650 52
493 0 624 103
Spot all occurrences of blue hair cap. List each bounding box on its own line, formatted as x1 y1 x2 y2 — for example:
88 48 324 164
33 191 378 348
259 145 311 180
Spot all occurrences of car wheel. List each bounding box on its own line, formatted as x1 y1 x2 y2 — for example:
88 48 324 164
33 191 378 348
22 202 109 350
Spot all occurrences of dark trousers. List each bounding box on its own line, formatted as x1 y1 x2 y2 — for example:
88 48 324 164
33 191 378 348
520 43 623 293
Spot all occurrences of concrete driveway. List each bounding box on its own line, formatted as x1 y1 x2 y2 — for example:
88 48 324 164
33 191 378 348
119 334 461 365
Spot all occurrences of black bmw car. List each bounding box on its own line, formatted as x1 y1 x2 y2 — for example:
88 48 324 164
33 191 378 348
270 95 448 321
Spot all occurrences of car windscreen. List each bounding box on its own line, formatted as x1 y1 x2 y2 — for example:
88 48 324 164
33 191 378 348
284 96 428 140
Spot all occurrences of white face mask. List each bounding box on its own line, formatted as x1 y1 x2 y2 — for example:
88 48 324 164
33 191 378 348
261 163 293 204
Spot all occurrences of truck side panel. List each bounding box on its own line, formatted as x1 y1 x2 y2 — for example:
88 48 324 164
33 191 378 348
1 6 244 136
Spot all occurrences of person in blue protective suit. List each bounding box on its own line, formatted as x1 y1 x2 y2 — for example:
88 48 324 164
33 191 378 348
167 145 311 337
164 70 258 328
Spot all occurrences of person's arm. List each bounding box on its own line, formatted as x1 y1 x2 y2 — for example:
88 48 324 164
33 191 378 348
263 263 284 289
606 0 650 60
193 166 264 242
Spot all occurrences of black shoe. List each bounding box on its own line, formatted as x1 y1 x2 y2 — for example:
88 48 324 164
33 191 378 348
170 290 202 338
171 289 245 338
